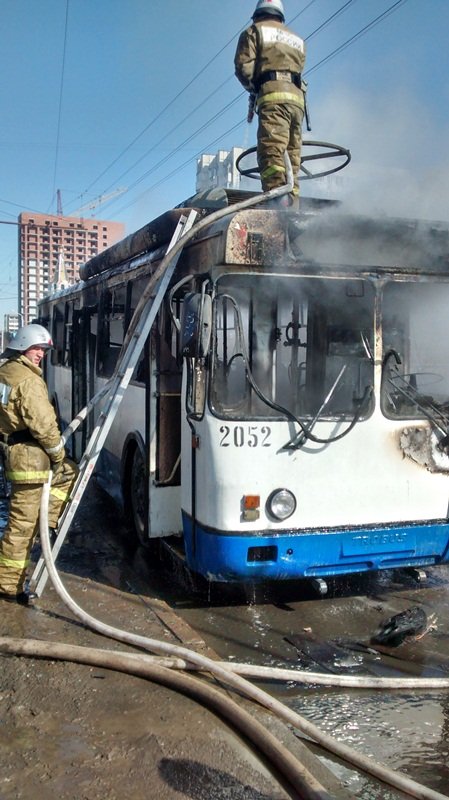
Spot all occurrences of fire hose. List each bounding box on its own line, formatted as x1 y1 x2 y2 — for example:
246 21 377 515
4 479 444 800
0 635 331 800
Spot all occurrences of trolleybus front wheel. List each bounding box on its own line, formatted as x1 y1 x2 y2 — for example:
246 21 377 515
123 440 152 549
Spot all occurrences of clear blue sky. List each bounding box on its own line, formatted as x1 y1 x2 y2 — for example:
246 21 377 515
1 0 448 323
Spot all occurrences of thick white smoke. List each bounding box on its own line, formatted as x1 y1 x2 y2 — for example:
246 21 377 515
304 86 449 223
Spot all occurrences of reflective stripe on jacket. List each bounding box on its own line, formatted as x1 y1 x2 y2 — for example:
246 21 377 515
0 554 30 569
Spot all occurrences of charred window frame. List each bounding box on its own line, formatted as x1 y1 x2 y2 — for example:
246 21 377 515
97 286 127 378
127 277 150 384
50 303 65 366
210 292 250 415
381 280 449 419
62 302 73 367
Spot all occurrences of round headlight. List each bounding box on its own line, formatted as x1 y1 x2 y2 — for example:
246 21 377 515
267 489 296 521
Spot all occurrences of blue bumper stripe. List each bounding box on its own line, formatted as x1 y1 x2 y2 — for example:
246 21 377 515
182 515 449 582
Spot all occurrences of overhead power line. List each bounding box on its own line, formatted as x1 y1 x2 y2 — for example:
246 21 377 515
4 0 412 220
72 1 346 207
100 91 244 209
110 117 246 219
1 198 26 209
288 0 322 24
71 0 359 215
49 0 70 212
303 0 359 41
76 22 250 202
65 74 237 212
306 0 411 75
0 197 55 218
72 1 326 206
98 102 245 220
100 0 412 217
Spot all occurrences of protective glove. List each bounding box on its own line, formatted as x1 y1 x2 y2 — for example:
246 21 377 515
51 459 66 478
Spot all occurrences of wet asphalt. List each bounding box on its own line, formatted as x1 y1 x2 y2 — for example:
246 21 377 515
1 477 449 798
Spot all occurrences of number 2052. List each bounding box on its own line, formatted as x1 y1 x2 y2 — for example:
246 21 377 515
219 425 272 448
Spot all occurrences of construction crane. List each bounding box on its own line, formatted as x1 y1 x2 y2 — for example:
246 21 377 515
56 189 64 216
56 187 127 218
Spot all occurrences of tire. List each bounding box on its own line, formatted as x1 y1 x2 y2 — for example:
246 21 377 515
123 443 148 547
131 445 147 545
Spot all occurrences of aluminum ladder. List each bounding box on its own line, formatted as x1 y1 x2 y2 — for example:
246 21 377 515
31 209 198 595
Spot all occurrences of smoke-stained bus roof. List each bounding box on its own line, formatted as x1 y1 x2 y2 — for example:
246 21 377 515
75 192 449 284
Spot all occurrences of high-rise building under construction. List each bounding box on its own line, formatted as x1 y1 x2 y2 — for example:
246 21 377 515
18 212 124 324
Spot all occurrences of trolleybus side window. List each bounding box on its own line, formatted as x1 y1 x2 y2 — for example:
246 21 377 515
50 301 73 367
97 286 127 378
381 281 449 419
129 278 150 384
211 293 248 413
210 273 375 421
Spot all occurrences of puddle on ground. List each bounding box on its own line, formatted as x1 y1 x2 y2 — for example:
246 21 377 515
290 689 449 798
171 574 449 798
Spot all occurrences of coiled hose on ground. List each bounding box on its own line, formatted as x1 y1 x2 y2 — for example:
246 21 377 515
11 477 444 800
0 636 331 800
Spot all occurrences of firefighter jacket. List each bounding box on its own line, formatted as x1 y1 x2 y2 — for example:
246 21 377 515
0 354 65 483
234 18 306 111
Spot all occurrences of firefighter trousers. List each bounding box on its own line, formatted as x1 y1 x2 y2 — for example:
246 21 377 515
0 459 78 595
257 102 304 197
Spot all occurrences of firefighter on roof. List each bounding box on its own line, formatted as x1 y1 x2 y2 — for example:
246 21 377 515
234 0 306 205
0 324 78 605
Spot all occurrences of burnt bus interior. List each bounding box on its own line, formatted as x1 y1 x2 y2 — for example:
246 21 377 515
208 274 449 426
209 272 375 422
381 282 449 419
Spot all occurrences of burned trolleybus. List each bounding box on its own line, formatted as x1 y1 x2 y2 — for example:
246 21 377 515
38 191 449 587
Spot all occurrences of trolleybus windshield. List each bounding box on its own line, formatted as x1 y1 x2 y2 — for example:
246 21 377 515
211 273 375 421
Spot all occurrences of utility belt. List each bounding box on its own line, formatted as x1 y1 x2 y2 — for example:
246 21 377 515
256 70 302 90
0 430 35 446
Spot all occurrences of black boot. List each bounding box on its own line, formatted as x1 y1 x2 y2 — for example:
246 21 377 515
0 590 37 606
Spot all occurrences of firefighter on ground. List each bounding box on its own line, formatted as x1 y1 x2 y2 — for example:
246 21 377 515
234 0 306 205
0 324 78 605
